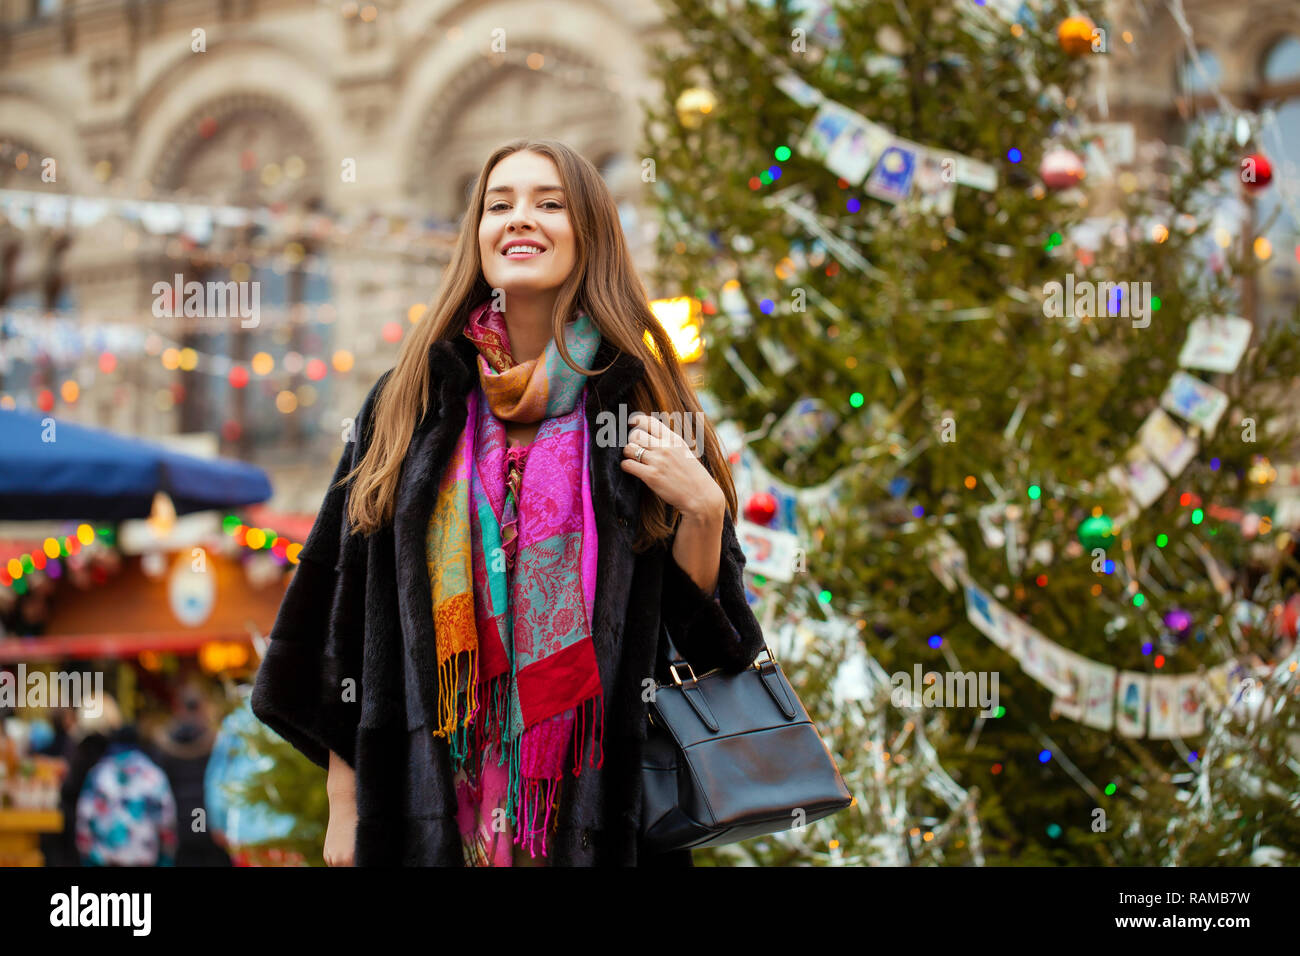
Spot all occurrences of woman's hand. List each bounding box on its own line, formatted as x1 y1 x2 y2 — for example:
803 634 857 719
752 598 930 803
324 750 357 867
324 796 358 867
622 412 726 594
620 412 725 522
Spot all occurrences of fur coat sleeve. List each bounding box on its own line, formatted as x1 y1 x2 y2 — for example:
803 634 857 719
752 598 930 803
659 508 765 677
250 373 390 773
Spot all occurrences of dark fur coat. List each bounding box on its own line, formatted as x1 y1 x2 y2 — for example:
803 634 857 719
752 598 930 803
250 332 767 865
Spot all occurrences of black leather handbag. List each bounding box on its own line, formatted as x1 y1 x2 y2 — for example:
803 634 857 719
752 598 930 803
639 621 854 853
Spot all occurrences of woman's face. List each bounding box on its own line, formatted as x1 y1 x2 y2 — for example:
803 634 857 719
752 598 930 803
478 151 576 300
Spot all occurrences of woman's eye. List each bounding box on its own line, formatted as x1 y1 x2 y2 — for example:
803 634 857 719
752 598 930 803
488 200 563 211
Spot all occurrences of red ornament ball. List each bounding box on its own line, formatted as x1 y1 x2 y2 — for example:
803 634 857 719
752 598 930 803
1282 594 1299 641
1039 148 1086 191
1242 153 1273 191
744 491 778 526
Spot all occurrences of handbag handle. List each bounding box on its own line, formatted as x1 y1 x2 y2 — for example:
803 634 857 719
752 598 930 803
658 618 777 687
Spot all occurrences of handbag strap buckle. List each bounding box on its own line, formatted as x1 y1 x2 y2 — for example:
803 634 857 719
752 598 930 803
751 644 777 669
669 661 697 686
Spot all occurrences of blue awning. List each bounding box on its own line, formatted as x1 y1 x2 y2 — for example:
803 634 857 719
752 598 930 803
0 408 273 520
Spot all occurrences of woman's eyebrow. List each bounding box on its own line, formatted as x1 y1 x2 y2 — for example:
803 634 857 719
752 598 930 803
486 184 566 194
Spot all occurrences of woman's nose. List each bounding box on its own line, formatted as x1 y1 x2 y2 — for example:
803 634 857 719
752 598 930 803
507 207 536 231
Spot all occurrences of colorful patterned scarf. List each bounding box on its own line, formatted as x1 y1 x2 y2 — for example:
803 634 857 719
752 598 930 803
427 298 604 860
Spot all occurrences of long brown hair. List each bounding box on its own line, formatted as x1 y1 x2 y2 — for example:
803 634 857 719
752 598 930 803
343 138 736 551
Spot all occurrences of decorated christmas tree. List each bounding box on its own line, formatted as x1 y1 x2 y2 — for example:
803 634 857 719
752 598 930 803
644 0 1300 865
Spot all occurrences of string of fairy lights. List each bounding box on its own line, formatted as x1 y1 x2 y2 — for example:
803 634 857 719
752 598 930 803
1 515 305 596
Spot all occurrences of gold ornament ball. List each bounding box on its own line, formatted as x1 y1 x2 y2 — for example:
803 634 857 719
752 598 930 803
1057 15 1096 57
675 87 717 129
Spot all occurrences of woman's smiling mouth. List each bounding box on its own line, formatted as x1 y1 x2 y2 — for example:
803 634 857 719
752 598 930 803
502 242 547 259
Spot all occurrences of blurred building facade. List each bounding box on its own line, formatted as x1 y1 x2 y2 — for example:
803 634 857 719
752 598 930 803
0 0 669 511
0 0 1297 513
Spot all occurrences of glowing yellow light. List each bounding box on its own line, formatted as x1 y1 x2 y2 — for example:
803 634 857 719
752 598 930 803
178 347 198 371
139 650 164 672
276 390 299 414
61 380 79 403
76 524 95 545
1122 30 1133 43
1254 236 1273 260
1151 223 1169 243
246 528 267 549
332 350 354 373
199 640 249 674
648 297 704 364
162 348 181 370
7 558 22 579
408 303 427 324
526 52 545 69
287 542 303 564
43 538 60 558
1214 227 1232 249
251 352 275 376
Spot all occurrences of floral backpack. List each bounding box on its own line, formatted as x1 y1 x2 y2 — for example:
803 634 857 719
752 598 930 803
75 746 179 866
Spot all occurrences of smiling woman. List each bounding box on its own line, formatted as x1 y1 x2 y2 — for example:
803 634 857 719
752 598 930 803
477 151 579 366
251 138 767 869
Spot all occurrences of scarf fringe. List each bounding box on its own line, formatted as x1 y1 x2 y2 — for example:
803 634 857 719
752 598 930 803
433 648 479 769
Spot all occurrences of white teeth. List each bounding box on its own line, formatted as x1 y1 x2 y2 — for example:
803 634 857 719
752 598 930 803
504 245 544 256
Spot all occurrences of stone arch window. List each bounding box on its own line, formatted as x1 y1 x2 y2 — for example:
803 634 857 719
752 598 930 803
148 94 329 455
151 93 322 207
408 43 624 222
1262 34 1300 84
1177 46 1222 98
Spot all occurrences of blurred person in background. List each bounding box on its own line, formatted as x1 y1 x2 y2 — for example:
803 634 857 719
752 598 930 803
152 681 231 866
68 692 179 866
34 704 77 866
